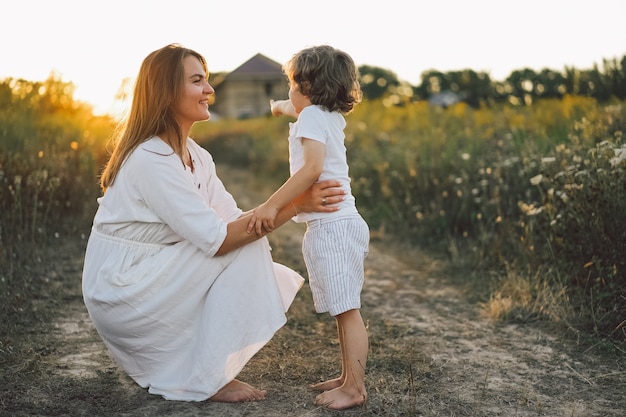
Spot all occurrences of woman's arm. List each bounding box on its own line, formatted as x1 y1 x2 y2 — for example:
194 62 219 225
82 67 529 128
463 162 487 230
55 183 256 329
215 179 344 255
248 138 325 234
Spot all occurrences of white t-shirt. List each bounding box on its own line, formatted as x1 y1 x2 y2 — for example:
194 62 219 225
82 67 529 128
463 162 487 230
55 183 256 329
288 105 358 222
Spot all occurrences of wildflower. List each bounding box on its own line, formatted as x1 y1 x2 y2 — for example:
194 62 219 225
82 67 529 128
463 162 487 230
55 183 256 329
527 206 544 216
610 146 626 167
48 177 61 190
530 174 543 186
27 170 48 188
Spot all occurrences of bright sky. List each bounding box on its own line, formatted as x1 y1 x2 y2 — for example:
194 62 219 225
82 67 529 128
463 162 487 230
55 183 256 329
2 0 625 116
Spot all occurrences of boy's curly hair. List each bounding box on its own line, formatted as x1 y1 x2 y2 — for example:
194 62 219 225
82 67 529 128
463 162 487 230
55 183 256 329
283 45 362 114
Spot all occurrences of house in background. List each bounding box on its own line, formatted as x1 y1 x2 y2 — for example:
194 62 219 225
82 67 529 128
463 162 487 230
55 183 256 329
210 53 288 119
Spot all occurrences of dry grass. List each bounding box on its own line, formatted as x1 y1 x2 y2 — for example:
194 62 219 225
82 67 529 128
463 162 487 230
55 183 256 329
480 268 574 325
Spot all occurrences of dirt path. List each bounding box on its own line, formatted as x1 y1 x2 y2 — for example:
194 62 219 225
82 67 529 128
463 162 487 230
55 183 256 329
49 165 624 416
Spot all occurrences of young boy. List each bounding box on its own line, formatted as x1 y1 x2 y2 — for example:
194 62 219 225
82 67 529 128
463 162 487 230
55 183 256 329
247 45 369 410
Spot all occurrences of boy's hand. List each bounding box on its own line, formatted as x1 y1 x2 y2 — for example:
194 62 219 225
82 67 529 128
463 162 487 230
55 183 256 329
270 99 285 116
270 99 297 118
246 203 280 236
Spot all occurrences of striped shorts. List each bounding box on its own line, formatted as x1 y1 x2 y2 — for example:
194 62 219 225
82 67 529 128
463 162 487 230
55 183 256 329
302 214 370 316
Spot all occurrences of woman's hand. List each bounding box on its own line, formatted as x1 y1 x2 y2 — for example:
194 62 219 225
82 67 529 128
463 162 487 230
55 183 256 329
295 180 345 213
217 180 345 256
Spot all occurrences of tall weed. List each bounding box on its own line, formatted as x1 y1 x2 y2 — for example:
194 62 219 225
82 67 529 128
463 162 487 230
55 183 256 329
0 76 110 325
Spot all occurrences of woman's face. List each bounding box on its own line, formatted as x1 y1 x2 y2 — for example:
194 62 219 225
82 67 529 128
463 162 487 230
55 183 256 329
173 55 214 129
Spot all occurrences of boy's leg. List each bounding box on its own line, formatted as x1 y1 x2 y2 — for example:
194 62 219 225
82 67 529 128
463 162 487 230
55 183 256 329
309 318 346 391
314 308 368 410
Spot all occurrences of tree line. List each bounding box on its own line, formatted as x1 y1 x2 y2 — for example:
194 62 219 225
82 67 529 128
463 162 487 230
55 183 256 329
359 54 626 107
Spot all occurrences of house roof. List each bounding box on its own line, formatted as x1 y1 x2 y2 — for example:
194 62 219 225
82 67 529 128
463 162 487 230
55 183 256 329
231 53 283 74
212 53 284 87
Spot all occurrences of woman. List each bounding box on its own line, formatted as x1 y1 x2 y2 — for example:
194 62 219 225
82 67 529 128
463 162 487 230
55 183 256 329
81 44 344 403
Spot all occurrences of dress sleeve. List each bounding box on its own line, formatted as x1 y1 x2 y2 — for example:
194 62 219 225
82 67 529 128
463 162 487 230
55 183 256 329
128 147 227 256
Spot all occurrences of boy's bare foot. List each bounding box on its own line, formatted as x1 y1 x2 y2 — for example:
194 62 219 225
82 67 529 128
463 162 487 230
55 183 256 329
209 379 267 402
314 386 366 410
309 377 343 392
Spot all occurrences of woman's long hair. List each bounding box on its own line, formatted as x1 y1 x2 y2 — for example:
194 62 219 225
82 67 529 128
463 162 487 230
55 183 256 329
100 44 207 191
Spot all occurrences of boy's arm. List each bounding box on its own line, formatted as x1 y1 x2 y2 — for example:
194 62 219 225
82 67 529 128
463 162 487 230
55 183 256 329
247 138 325 235
270 99 298 118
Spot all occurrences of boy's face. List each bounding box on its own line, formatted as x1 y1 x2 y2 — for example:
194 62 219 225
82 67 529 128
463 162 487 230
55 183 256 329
288 80 312 114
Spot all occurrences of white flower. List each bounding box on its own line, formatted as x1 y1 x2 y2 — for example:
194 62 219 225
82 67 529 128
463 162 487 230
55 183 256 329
530 174 543 186
610 146 626 167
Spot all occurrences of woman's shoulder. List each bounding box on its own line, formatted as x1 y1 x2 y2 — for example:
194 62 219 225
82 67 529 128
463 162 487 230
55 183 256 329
125 137 178 169
139 136 174 155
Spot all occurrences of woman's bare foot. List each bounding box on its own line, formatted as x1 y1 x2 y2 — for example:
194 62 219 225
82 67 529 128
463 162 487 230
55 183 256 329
309 377 343 392
209 379 267 403
314 386 366 410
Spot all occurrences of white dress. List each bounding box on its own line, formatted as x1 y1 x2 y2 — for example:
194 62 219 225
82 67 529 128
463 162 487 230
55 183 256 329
82 137 303 401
